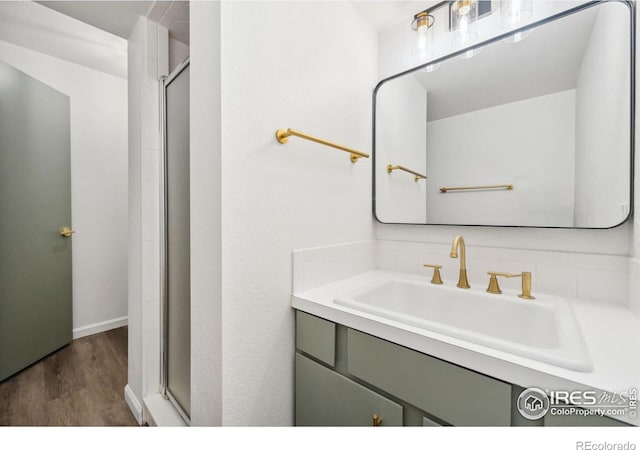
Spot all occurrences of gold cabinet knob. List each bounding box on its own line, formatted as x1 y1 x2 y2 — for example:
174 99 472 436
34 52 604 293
372 414 382 426
59 227 76 238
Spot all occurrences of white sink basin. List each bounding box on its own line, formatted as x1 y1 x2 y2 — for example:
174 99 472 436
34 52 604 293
334 278 592 372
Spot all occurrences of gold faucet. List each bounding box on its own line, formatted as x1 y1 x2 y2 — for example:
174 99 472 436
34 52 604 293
486 271 535 300
450 235 470 289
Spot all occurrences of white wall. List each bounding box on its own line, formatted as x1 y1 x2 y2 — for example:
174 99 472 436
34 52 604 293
127 16 169 421
375 74 427 223
189 1 377 425
426 89 576 226
574 3 631 228
169 38 189 73
190 1 222 426
0 37 128 336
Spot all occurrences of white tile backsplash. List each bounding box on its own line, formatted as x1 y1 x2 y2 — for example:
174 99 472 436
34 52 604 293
468 258 504 290
376 248 397 271
467 246 515 262
627 258 640 318
577 268 626 305
569 253 628 272
536 264 577 297
293 239 634 308
374 239 632 307
514 249 570 266
628 258 640 279
292 241 375 293
396 251 418 274
292 251 303 294
302 260 323 291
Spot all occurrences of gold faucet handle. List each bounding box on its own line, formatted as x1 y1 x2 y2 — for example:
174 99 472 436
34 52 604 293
487 271 519 278
486 271 535 299
486 272 506 294
423 264 443 285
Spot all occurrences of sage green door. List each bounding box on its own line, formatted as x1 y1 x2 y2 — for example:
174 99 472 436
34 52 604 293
0 60 72 382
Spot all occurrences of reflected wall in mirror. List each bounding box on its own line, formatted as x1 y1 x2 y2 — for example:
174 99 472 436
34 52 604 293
374 0 633 228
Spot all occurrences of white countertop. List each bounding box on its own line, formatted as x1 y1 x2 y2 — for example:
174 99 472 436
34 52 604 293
291 270 640 426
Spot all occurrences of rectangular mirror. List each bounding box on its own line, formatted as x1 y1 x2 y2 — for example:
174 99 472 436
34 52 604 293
374 0 634 228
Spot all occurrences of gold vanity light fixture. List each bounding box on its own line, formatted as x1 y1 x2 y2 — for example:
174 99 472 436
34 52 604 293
455 0 473 16
411 10 438 70
387 164 427 182
411 1 492 64
275 128 369 163
449 0 489 58
411 11 434 33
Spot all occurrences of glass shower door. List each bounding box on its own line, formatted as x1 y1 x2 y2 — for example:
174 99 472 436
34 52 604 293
162 61 190 420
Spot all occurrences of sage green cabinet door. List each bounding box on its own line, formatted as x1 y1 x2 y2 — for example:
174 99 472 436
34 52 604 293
347 329 511 426
296 311 335 366
422 416 441 427
0 61 72 381
296 354 403 426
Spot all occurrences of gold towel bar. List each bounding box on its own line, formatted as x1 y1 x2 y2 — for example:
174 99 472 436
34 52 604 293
440 184 513 193
387 164 427 182
275 128 369 163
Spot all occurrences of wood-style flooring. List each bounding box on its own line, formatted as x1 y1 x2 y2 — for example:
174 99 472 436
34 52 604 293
0 326 138 426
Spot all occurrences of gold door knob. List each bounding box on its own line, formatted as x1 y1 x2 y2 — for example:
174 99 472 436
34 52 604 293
59 227 76 238
372 414 382 426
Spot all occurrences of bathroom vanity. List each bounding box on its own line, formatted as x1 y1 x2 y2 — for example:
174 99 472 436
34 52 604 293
292 271 639 427
291 0 639 428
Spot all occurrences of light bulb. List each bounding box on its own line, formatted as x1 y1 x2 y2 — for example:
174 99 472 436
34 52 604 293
456 0 472 16
500 0 533 29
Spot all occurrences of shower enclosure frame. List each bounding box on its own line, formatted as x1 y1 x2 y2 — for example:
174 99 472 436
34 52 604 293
160 58 191 425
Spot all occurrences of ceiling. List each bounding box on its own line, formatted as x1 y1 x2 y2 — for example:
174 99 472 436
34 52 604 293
36 0 189 44
352 1 438 31
35 1 153 39
34 1 428 44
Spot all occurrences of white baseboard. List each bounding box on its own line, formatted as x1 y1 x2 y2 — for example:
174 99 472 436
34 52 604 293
73 316 128 339
125 384 144 425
